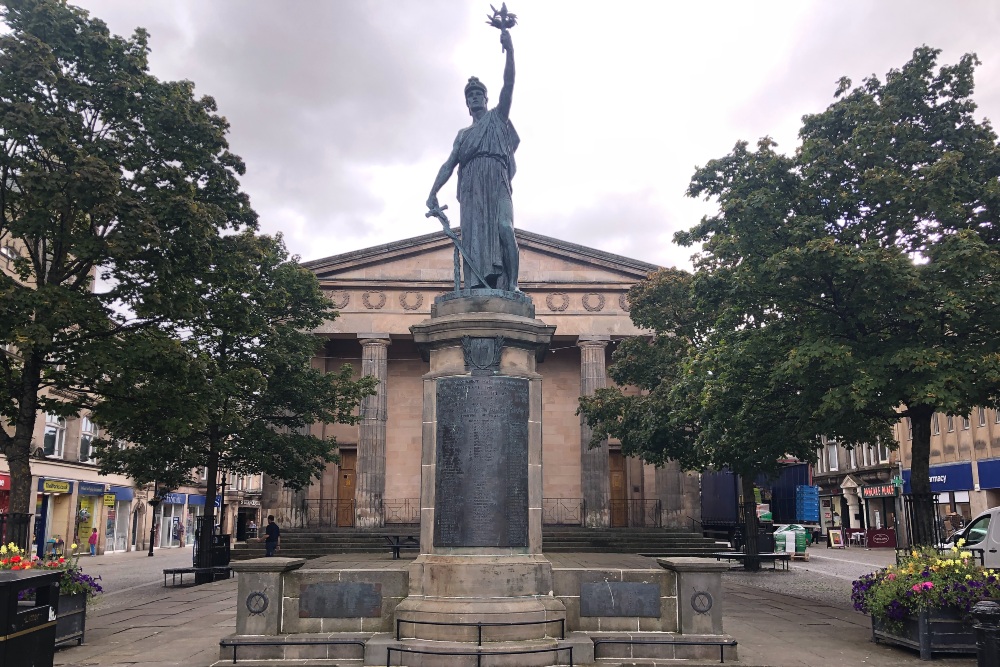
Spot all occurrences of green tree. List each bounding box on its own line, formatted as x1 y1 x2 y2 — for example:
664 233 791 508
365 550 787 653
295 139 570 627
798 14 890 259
90 232 377 551
680 47 1000 543
580 269 851 569
0 0 255 513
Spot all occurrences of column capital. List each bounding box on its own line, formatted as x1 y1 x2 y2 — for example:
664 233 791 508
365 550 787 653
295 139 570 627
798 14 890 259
577 335 610 348
358 333 391 346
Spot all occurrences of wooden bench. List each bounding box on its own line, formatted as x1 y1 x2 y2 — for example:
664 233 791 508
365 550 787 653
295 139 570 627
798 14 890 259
711 551 791 571
382 534 419 559
163 566 233 587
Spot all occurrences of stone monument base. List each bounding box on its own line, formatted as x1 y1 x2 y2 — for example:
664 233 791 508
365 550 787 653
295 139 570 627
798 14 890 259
221 554 737 666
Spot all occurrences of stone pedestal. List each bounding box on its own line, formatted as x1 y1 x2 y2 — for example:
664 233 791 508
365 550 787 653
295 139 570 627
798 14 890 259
399 289 564 643
657 557 731 636
230 558 306 636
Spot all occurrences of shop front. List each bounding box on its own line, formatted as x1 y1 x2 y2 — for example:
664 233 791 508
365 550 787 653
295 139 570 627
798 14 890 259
0 473 9 513
185 494 221 547
975 458 1000 512
903 462 975 534
105 486 133 552
158 493 186 548
34 479 73 559
75 481 106 553
860 483 899 548
237 499 260 542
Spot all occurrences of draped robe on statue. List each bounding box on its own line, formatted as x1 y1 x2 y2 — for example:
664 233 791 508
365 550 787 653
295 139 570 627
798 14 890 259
455 107 520 290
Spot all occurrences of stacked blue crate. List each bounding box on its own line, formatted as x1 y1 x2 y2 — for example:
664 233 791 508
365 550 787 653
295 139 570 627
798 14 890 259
795 485 820 523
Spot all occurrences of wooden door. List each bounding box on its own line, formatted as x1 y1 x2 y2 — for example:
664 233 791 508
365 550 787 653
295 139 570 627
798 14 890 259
609 450 628 527
337 449 356 527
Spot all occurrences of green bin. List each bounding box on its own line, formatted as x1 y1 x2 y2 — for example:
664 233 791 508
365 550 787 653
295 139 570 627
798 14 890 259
794 530 809 553
773 532 786 551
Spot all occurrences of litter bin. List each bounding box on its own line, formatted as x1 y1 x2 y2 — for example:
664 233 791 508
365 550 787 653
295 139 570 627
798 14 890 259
0 569 61 667
972 600 1000 667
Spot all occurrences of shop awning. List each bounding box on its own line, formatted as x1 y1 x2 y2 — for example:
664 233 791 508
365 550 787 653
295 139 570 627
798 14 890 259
110 485 134 501
186 494 222 507
0 473 9 490
78 481 107 496
902 462 974 494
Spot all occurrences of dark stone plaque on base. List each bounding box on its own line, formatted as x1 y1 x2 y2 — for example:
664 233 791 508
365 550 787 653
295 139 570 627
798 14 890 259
299 582 382 618
580 582 661 617
434 375 529 547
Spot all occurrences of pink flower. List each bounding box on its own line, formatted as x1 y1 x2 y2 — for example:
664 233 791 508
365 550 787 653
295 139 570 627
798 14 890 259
887 573 896 581
912 583 922 592
922 582 934 590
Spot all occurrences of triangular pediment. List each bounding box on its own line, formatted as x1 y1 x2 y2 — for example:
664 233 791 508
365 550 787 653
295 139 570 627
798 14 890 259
302 229 658 339
302 228 658 289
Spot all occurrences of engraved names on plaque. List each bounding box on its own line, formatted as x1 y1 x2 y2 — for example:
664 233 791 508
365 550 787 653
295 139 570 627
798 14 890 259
434 375 529 547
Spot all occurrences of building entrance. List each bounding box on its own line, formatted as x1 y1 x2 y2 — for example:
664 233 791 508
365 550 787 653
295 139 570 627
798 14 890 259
610 450 628 527
337 449 356 527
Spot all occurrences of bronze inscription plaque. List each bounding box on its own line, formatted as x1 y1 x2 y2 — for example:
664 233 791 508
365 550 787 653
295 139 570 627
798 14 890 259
434 375 529 547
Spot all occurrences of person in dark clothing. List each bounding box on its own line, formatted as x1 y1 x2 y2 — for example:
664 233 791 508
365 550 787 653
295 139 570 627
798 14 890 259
263 515 280 556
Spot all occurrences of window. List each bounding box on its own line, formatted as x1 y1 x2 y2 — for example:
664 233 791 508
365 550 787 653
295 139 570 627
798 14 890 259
877 441 890 463
42 414 66 458
848 447 857 469
947 415 955 432
827 443 839 472
979 407 987 427
907 417 913 440
932 413 940 435
965 513 991 546
963 416 971 430
0 244 16 267
199 468 207 482
79 416 98 463
815 448 825 474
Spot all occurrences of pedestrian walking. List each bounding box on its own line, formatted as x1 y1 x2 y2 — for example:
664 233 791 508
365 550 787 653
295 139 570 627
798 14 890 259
88 528 98 556
262 515 280 556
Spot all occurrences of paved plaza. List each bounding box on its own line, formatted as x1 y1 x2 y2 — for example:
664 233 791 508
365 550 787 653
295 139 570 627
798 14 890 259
50 546 979 667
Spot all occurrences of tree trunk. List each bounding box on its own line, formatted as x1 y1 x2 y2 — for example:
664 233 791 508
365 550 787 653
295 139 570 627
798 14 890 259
907 404 937 546
3 354 44 514
198 449 220 569
741 474 761 572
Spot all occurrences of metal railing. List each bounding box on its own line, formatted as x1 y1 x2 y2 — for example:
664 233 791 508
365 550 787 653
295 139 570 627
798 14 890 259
609 499 662 528
386 645 572 667
219 638 365 664
295 498 668 529
593 638 736 664
395 617 565 644
543 498 583 525
301 499 420 529
902 492 941 548
0 513 31 551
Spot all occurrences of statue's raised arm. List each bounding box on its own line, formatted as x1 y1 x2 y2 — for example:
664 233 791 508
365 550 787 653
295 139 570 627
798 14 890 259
496 29 514 120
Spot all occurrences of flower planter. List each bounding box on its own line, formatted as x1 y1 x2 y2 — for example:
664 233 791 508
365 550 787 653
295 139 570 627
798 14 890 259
55 591 87 647
871 607 977 660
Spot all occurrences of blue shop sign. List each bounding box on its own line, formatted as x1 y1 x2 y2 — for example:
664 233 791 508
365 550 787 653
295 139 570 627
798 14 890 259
185 494 222 508
902 462 974 494
110 485 134 501
977 458 1000 490
161 492 186 505
78 481 107 496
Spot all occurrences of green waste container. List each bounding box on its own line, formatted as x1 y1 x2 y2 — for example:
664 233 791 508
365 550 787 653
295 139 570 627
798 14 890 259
794 530 809 553
773 532 786 551
0 569 61 667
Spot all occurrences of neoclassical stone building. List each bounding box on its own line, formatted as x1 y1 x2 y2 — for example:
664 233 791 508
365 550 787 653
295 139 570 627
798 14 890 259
265 228 700 529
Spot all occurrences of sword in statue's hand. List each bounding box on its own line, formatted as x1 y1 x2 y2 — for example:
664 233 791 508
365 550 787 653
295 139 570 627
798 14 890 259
426 205 488 288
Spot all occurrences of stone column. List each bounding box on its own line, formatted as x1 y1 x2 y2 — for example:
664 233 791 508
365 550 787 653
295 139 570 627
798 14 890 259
356 335 390 527
579 336 611 528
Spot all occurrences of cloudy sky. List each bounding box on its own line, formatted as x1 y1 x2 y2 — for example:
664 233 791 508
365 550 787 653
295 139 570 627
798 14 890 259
64 1 1000 269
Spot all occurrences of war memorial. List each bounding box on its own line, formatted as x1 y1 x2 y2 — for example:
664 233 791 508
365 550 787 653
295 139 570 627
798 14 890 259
222 7 735 666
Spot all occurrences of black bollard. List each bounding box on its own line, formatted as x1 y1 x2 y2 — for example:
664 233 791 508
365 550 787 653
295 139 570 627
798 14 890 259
971 600 1000 667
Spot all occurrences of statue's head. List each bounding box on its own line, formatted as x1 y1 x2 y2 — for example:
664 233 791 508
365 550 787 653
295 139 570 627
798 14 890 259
465 77 487 115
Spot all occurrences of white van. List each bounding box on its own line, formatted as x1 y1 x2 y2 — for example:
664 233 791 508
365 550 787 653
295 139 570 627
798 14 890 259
952 507 1000 567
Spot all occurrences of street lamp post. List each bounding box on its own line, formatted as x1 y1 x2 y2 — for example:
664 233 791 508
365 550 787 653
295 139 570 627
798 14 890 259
147 487 162 557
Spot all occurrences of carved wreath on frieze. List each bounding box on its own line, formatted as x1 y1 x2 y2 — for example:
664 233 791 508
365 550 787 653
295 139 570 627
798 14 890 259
546 292 569 312
330 290 349 309
619 293 630 312
399 291 424 311
582 293 605 312
362 290 386 310
246 591 269 616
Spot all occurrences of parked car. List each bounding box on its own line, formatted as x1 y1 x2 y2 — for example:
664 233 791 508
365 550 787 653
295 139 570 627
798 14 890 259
946 507 999 566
